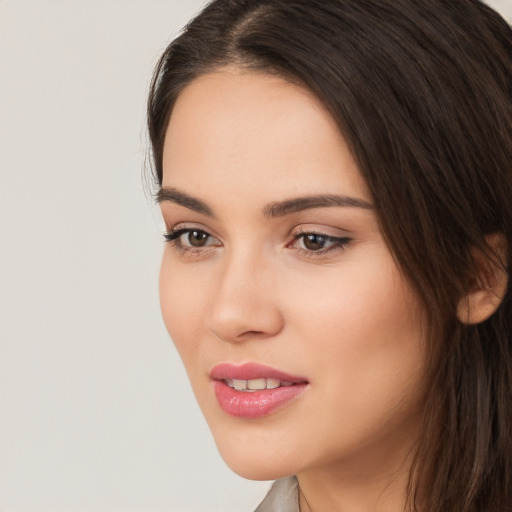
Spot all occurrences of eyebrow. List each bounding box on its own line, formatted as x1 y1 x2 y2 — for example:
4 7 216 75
156 187 214 216
156 187 373 217
263 194 373 217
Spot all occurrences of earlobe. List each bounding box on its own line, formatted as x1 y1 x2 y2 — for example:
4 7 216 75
456 233 508 325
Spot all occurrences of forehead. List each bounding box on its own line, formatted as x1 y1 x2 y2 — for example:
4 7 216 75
162 68 370 204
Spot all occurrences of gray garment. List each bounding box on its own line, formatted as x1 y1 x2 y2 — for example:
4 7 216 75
254 477 299 512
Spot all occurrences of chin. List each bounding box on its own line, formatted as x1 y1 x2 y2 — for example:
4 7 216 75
209 425 300 481
220 450 295 481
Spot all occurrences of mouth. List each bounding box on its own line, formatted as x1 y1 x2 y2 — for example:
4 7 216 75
209 363 309 418
223 378 296 391
209 362 308 382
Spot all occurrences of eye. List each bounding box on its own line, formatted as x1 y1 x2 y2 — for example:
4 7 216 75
299 234 332 251
182 229 212 247
164 227 220 251
290 231 352 257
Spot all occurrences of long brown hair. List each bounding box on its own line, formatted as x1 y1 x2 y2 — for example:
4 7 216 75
147 1 512 510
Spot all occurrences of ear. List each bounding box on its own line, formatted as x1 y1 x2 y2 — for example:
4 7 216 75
457 233 508 325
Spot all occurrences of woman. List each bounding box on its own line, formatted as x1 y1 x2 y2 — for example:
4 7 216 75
147 0 512 510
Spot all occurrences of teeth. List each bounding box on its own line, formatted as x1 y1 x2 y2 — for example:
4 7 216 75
247 378 266 390
266 378 280 389
225 378 293 391
233 379 247 390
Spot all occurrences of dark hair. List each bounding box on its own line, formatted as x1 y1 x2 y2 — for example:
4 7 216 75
147 1 512 510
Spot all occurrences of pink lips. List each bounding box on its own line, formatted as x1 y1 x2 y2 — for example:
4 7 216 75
210 363 309 419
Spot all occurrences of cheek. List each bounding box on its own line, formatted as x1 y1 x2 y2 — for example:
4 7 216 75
286 250 423 338
159 254 206 361
282 250 426 406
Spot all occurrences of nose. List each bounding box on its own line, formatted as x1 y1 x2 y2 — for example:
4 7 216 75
206 251 284 343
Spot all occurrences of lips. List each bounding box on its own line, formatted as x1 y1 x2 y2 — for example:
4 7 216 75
210 363 309 419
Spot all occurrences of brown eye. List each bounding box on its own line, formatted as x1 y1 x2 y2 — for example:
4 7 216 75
290 232 352 256
187 230 210 247
163 227 219 250
302 234 328 251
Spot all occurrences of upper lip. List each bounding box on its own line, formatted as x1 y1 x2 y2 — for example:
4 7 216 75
209 362 308 383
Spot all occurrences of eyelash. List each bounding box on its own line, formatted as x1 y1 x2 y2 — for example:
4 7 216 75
163 228 219 256
290 230 352 258
163 227 352 258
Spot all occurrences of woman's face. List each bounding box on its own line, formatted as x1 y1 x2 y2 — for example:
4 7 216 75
159 68 427 481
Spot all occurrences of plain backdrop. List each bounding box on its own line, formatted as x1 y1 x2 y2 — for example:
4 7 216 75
1 1 511 511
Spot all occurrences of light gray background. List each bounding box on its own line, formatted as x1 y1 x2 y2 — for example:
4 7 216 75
1 1 511 511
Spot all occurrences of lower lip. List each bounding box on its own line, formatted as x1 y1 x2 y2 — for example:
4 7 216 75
212 380 308 419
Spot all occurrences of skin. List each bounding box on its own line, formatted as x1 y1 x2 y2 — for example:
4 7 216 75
159 68 428 512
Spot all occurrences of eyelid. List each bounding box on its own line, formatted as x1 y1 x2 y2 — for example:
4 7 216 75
287 225 353 258
163 223 222 256
164 222 220 239
163 228 215 244
162 222 352 259
291 224 352 239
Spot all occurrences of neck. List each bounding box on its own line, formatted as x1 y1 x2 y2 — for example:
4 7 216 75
296 430 417 512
